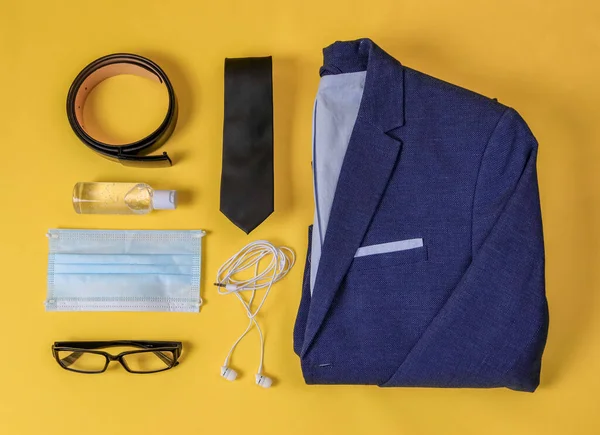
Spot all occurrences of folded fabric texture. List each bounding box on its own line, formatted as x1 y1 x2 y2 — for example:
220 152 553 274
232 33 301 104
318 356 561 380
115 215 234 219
293 38 549 392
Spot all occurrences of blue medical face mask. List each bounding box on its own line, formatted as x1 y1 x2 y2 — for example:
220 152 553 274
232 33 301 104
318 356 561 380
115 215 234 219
46 229 205 312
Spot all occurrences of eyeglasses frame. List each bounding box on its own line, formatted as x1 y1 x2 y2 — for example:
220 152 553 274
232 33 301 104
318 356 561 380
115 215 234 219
51 340 182 374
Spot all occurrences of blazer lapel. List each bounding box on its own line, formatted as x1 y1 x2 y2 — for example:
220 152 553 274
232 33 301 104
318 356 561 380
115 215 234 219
302 39 406 356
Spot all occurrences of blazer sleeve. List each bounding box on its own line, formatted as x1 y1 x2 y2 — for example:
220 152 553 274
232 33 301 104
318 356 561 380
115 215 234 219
383 108 549 392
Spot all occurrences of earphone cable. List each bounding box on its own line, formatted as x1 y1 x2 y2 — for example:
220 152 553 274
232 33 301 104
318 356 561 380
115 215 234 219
215 241 295 375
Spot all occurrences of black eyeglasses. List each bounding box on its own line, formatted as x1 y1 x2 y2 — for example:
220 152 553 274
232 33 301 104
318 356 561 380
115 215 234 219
52 340 182 374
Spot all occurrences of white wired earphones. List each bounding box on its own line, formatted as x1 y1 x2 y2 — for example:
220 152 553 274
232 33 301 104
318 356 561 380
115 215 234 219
215 240 295 388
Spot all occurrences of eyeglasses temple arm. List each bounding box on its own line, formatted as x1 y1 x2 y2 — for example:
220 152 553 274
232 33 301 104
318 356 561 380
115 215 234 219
60 351 85 367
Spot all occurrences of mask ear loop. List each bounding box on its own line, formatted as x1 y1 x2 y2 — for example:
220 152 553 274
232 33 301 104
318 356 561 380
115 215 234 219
215 241 295 383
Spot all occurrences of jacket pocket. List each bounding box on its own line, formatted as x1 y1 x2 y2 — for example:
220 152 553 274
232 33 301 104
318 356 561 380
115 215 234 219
351 238 427 271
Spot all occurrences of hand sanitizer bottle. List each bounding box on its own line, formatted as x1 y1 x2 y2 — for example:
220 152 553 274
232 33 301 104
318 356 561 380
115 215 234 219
72 182 177 215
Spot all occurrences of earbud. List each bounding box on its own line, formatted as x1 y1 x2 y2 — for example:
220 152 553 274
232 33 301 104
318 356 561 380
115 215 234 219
255 374 273 388
221 366 238 381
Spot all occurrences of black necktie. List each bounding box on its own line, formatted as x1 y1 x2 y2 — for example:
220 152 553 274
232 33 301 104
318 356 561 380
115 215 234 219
220 56 274 234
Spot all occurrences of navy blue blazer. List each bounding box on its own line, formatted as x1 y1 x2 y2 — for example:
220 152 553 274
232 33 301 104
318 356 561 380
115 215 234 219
294 39 548 392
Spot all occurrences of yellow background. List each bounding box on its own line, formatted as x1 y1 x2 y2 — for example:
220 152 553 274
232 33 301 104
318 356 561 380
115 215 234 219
1 1 599 434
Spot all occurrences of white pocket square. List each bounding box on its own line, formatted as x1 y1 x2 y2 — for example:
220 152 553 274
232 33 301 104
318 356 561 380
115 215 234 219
354 238 424 258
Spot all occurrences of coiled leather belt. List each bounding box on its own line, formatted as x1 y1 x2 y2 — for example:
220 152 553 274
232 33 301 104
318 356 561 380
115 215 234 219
66 53 177 167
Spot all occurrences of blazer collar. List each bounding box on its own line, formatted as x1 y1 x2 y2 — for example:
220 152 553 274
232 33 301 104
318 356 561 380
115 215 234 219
301 39 405 357
320 38 405 132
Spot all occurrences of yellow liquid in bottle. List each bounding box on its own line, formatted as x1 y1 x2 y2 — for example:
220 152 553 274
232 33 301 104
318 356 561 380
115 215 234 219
72 182 153 215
